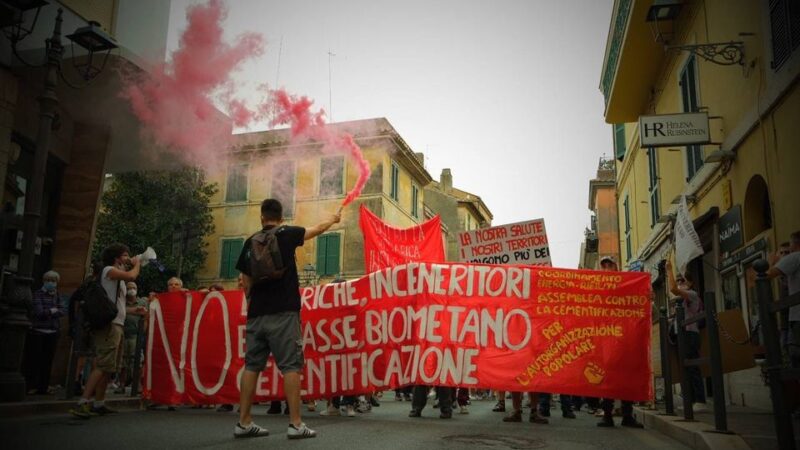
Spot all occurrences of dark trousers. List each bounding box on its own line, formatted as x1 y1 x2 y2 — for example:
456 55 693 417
412 385 453 413
456 387 470 407
539 393 572 413
23 331 59 394
601 398 634 418
685 331 707 403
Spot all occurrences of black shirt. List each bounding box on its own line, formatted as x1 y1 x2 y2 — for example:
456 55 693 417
236 225 305 317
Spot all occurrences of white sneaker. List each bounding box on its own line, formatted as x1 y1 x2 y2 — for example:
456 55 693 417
234 421 269 438
459 405 469 414
345 405 356 417
692 403 708 413
287 422 317 439
356 400 371 413
319 404 340 416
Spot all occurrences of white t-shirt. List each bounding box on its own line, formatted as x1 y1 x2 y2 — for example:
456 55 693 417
102 266 127 326
776 252 800 321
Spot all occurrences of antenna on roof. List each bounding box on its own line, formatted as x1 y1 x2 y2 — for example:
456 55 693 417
328 49 336 122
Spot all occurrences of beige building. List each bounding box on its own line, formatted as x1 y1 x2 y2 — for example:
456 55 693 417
197 118 435 287
579 157 619 270
425 168 493 261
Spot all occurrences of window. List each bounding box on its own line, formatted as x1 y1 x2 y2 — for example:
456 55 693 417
647 148 660 227
219 238 244 279
680 56 704 180
411 184 419 218
613 124 626 161
320 156 344 197
721 270 741 311
623 194 632 261
769 0 800 70
271 160 296 217
390 163 400 201
316 233 341 276
225 163 248 202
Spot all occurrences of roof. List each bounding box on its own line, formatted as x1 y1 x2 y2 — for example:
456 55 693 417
427 181 494 224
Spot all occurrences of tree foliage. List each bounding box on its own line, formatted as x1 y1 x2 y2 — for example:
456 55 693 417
92 169 217 294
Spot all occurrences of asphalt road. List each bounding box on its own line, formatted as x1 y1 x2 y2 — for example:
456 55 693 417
1 396 689 450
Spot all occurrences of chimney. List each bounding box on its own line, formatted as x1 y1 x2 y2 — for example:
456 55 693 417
441 168 453 193
414 152 425 165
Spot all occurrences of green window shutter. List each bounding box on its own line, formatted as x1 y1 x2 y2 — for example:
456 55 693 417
325 234 340 276
226 164 248 202
390 163 399 201
613 124 626 161
220 239 243 279
320 156 344 196
316 234 341 276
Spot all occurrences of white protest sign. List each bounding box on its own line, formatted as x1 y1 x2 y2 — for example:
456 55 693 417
674 195 704 275
457 219 551 266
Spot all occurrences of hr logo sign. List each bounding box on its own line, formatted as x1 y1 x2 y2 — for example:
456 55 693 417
638 112 710 147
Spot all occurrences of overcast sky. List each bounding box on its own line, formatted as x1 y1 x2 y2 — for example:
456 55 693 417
166 0 615 268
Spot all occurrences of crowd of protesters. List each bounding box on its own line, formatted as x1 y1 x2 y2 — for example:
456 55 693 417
21 199 799 440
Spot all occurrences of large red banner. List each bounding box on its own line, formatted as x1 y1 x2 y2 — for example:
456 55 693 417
359 205 445 273
144 263 653 404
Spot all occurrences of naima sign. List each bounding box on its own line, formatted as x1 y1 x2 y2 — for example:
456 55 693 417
639 112 710 147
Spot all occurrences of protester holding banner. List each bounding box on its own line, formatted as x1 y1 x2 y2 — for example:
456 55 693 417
666 258 707 413
233 198 340 440
596 257 645 428
503 392 548 424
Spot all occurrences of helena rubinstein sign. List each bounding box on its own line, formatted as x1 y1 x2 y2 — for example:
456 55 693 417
639 112 710 147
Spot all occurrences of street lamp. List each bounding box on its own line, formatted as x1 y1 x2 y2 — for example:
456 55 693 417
0 7 117 401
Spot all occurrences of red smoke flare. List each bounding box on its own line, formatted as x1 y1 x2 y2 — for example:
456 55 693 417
270 89 371 206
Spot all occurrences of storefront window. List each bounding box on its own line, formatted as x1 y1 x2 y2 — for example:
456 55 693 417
722 271 741 311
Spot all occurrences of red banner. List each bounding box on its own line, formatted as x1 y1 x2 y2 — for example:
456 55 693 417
359 205 445 273
144 263 653 404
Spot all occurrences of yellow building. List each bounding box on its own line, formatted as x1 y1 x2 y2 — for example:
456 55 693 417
601 0 800 409
197 118 434 287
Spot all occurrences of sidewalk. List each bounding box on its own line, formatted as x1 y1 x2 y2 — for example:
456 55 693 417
0 387 143 419
636 404 800 450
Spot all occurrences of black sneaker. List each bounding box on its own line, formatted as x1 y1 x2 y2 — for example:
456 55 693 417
217 404 234 412
562 410 576 419
91 405 118 415
597 416 615 427
439 410 452 419
395 394 402 401
370 397 380 407
409 409 421 418
492 402 506 412
621 417 644 428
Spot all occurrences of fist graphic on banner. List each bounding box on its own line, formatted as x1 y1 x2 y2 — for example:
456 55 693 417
584 362 606 385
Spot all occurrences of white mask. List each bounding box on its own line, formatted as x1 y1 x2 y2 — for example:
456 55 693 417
128 289 138 297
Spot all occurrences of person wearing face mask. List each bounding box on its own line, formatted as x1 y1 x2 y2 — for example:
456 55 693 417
115 281 148 394
23 270 65 395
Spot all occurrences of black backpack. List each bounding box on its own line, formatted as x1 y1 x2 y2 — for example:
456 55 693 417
248 226 286 282
81 278 119 329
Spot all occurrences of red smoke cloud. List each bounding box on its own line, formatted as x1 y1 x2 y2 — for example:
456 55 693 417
122 0 263 165
270 89 371 206
123 0 371 205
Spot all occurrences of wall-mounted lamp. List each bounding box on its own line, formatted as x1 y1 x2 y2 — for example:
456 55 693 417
646 0 681 22
704 149 736 163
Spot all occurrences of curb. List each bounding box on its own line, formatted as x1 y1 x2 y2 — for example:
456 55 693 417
634 407 751 450
0 397 143 419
